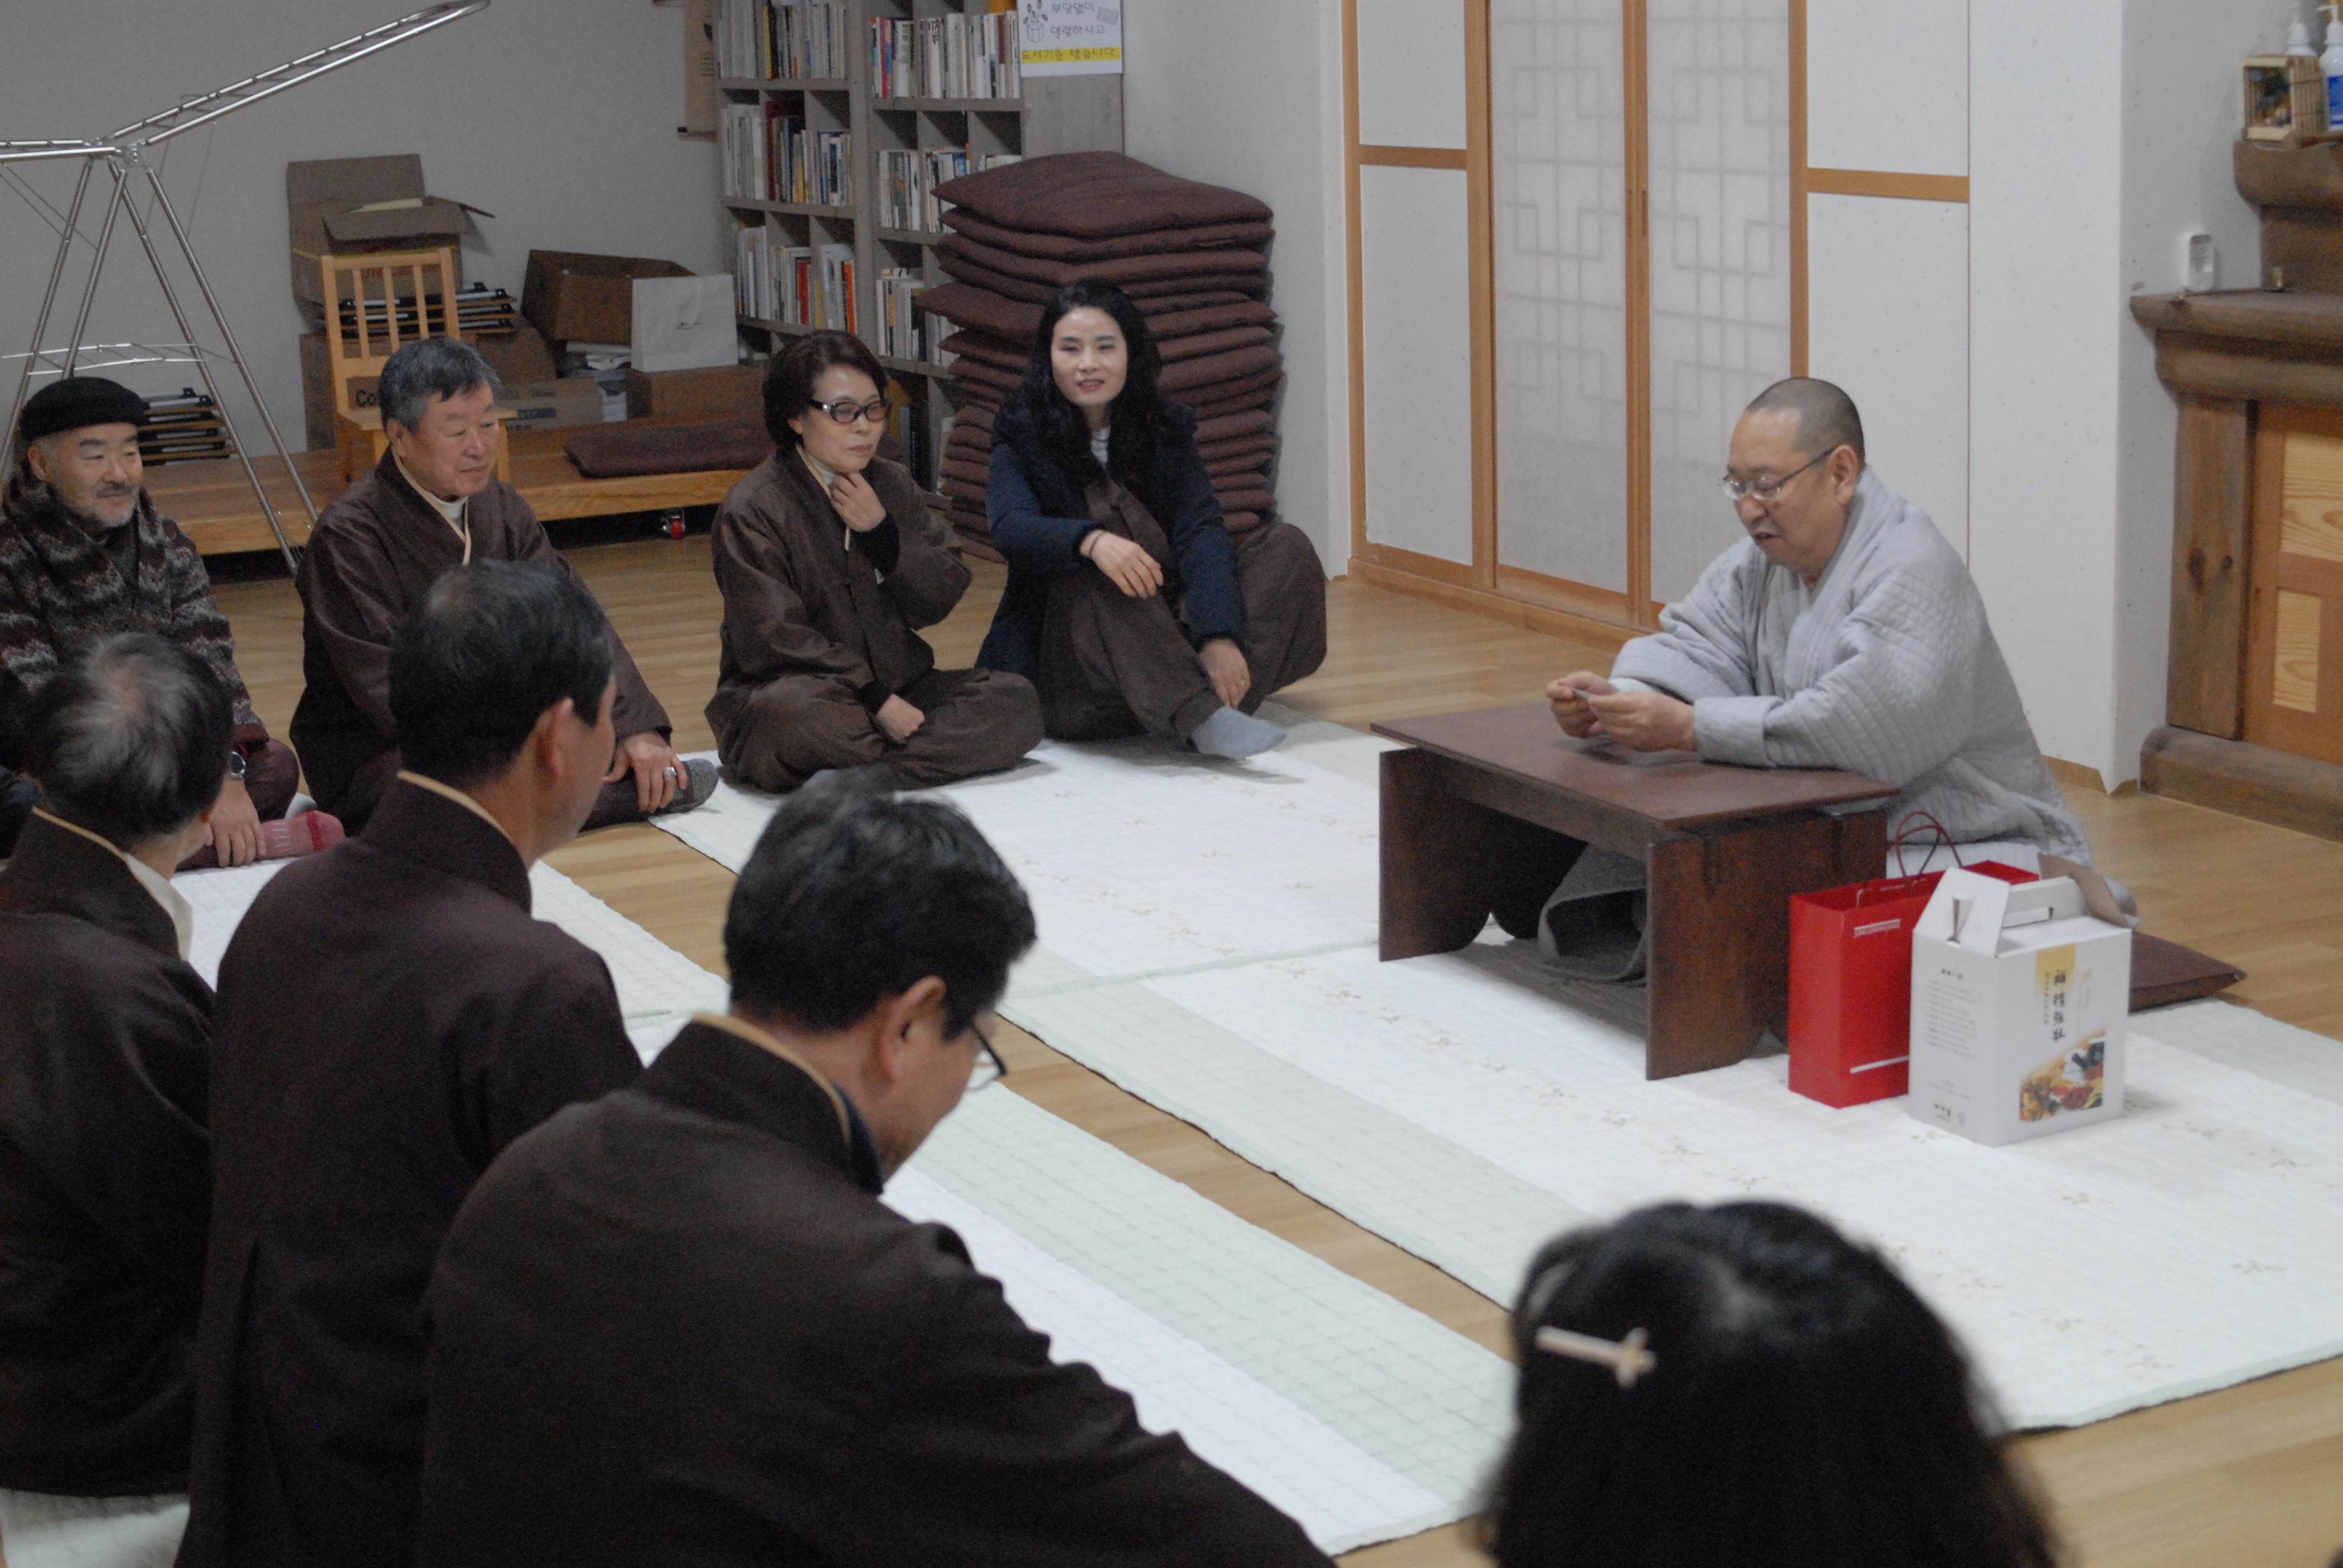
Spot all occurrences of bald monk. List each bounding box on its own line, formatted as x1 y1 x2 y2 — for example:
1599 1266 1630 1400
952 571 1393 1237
1550 378 2088 873
1538 380 2095 973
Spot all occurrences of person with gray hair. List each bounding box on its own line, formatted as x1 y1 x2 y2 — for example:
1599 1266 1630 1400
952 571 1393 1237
289 336 712 832
1 375 300 866
0 635 231 1539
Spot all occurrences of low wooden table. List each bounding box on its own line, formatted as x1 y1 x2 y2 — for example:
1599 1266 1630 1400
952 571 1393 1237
1371 704 1898 1080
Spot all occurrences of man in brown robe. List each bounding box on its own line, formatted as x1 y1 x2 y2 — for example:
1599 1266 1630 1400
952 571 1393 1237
417 782 1332 1568
177 563 645 1568
1 376 297 864
0 636 227 1513
708 332 1040 791
290 336 712 829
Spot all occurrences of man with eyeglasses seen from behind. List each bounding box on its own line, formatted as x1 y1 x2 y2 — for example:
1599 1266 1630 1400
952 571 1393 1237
706 330 1041 792
1545 377 2087 876
415 779 1334 1568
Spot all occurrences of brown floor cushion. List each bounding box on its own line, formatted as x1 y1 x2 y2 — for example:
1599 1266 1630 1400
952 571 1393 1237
563 419 772 479
942 208 1274 263
943 324 1274 374
938 234 1267 292
940 252 1270 308
1194 409 1276 443
933 152 1271 240
926 282 1257 342
1161 345 1281 394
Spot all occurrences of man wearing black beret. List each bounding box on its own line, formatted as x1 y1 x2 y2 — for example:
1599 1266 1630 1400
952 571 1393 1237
0 376 298 863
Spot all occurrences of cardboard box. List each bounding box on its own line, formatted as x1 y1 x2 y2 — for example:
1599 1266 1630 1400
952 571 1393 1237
286 155 488 318
500 377 608 431
522 250 693 346
298 323 560 451
626 363 764 422
1908 871 2132 1146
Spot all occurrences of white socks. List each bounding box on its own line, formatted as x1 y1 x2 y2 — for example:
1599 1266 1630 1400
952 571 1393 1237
1189 705 1285 759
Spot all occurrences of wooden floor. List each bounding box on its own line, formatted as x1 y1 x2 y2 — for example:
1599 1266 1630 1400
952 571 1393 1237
211 537 2343 1568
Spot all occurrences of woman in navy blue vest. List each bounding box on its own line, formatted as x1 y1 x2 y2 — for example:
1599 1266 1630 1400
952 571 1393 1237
976 280 1325 757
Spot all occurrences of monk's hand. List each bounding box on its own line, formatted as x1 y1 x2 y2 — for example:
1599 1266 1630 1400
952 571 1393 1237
1585 689 1697 753
209 773 262 867
1547 673 1614 739
874 694 926 744
1081 531 1164 598
830 472 889 532
1199 638 1252 708
609 731 683 813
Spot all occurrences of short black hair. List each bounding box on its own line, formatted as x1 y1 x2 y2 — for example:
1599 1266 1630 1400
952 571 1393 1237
1746 377 1866 464
378 336 498 433
1483 1201 2055 1568
22 633 231 848
388 561 615 790
724 777 1037 1037
763 330 888 449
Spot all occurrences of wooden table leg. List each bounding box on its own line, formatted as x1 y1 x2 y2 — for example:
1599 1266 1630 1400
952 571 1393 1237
1380 748 1585 960
1643 808 1889 1080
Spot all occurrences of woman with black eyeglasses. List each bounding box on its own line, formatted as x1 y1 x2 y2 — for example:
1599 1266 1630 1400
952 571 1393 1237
976 279 1326 757
706 331 1043 792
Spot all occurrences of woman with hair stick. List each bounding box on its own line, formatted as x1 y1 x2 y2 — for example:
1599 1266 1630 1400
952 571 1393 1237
1486 1201 2059 1568
978 280 1326 757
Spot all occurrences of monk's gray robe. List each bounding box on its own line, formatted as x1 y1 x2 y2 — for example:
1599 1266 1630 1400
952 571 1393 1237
1610 467 2088 861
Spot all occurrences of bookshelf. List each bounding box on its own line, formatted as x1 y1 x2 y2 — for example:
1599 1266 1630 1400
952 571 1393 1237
713 0 1123 489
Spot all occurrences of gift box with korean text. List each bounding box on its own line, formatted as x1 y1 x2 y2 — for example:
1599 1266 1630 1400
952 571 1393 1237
1908 870 2132 1146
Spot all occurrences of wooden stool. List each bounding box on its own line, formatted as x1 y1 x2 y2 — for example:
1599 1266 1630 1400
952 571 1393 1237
1371 704 1896 1080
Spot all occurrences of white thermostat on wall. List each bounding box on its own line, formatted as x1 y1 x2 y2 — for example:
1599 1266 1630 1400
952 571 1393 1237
2181 232 2217 294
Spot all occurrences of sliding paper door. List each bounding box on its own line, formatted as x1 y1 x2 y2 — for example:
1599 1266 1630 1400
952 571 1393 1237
1643 0 1792 603
1491 0 1630 597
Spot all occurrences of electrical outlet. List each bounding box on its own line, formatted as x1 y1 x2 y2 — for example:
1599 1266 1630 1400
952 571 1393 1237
2182 232 2217 293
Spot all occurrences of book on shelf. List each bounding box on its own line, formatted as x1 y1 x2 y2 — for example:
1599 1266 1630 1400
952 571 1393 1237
869 12 1020 100
712 0 850 82
725 104 853 206
874 146 1021 233
874 268 924 361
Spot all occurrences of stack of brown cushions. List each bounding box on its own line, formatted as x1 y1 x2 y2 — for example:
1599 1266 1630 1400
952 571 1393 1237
925 152 1282 558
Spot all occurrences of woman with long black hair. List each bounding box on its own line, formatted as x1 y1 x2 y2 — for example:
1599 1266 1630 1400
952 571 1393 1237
977 279 1325 757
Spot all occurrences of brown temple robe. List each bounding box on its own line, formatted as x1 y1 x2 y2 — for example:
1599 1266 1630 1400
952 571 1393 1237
707 452 1040 791
288 451 670 829
0 814 210 1496
175 777 643 1568
416 1017 1334 1568
1040 487 1328 742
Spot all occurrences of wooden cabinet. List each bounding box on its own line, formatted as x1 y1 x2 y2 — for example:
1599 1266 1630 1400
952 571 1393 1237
2249 407 2343 766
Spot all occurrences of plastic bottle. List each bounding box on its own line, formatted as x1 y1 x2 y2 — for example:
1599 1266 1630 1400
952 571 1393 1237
2324 2 2343 132
2293 17 2319 56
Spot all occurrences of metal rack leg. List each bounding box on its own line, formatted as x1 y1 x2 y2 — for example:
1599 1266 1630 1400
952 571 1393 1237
61 162 129 379
142 162 317 573
7 158 94 442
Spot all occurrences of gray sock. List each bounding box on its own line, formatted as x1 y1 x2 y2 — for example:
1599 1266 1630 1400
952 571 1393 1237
1188 705 1285 759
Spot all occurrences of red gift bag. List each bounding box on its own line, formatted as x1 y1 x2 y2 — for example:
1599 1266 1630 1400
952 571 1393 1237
1787 817 2034 1108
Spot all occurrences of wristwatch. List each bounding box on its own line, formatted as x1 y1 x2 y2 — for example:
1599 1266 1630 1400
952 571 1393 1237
226 748 246 781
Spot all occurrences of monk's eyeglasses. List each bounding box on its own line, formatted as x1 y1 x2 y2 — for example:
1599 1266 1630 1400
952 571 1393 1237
813 397 890 426
966 1020 1009 1091
1719 448 1830 504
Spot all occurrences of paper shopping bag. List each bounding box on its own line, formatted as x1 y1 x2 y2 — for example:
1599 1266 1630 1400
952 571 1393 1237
631 274 738 373
1787 858 2036 1108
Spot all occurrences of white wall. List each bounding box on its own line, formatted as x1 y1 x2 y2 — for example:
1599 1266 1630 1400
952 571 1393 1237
1122 0 1351 571
0 0 724 453
2114 0 2272 776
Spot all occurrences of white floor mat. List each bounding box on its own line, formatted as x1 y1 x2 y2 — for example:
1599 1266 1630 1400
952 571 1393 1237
175 850 1507 1554
647 708 2343 1431
0 1490 186 1568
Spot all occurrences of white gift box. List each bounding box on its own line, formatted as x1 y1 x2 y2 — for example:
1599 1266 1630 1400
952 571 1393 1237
1908 871 2132 1147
